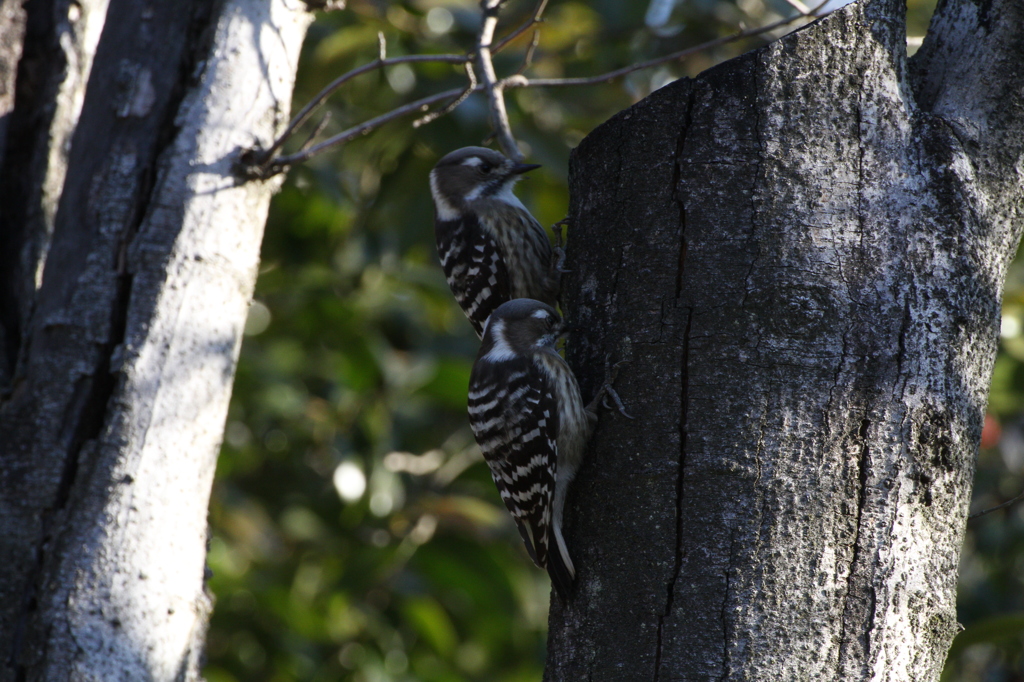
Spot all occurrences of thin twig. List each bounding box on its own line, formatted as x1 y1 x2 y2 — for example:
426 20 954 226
414 63 478 128
969 488 1024 520
781 0 812 15
258 52 468 165
516 29 541 75
477 0 522 160
298 113 331 153
246 0 830 177
267 87 470 173
511 0 831 89
493 0 550 54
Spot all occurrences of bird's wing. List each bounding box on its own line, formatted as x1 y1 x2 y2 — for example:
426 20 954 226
436 215 513 337
469 357 559 568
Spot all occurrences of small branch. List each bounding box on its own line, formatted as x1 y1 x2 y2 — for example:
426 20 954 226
264 87 470 174
511 0 831 89
516 29 542 76
780 0 812 16
298 113 331 153
493 0 550 54
477 0 522 160
257 51 468 165
414 63 478 128
241 0 830 179
969 487 1024 520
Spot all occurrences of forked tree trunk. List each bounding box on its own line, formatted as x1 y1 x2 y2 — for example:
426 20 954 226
550 0 1024 679
0 0 311 678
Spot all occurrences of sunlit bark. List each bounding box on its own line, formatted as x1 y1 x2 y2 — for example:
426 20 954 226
548 0 1024 678
0 1 311 679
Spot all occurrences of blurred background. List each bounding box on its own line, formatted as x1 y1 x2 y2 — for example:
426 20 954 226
202 1 1024 680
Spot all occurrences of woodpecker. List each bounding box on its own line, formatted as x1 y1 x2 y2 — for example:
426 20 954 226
467 298 593 598
430 147 559 337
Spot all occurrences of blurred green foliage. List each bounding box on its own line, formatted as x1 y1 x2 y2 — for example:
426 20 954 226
944 246 1024 682
203 1 1024 680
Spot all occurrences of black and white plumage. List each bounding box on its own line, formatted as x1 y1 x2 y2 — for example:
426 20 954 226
467 298 593 598
430 147 559 337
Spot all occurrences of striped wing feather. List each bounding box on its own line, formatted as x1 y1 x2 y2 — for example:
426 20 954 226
468 357 559 569
436 215 512 337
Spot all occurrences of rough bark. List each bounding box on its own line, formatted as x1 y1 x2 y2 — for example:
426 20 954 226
548 0 1024 679
0 0 27 155
0 0 111 386
0 0 311 679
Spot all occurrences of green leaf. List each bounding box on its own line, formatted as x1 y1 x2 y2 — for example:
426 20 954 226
403 596 458 656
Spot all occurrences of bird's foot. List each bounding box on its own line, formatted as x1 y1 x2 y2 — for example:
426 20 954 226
587 356 633 419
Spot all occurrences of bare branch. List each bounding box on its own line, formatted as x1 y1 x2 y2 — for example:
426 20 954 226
516 29 542 76
242 0 831 179
258 52 468 165
414 63 478 128
512 1 831 89
477 0 522 160
298 113 331 153
780 0 812 16
493 0 550 54
264 87 470 174
969 487 1024 520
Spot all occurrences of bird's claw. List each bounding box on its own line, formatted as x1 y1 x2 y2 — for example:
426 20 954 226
552 218 568 249
554 245 568 274
588 357 633 419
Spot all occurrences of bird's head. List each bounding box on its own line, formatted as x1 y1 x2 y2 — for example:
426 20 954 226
479 298 562 362
429 147 540 220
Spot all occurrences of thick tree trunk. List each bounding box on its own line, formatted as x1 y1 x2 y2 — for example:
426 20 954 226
0 0 311 679
549 0 1024 679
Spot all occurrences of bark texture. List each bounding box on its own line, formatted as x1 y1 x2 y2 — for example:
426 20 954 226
0 0 311 679
548 0 1024 679
0 0 27 153
0 0 111 386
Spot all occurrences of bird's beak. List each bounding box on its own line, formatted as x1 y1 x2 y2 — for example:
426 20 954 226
511 162 541 175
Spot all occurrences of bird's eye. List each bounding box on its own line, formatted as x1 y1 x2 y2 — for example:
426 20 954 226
480 163 492 173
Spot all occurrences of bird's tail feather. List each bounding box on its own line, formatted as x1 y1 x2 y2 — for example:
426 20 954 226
548 524 575 600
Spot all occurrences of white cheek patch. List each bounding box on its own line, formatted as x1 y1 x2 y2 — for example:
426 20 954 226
483 320 517 362
429 171 460 221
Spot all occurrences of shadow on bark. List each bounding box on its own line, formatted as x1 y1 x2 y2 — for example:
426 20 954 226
546 0 1024 679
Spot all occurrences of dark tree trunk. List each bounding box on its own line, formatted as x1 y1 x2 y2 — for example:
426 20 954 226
549 0 1024 679
0 0 310 678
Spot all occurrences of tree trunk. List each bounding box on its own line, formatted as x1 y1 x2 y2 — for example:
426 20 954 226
549 0 1024 679
0 0 311 678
